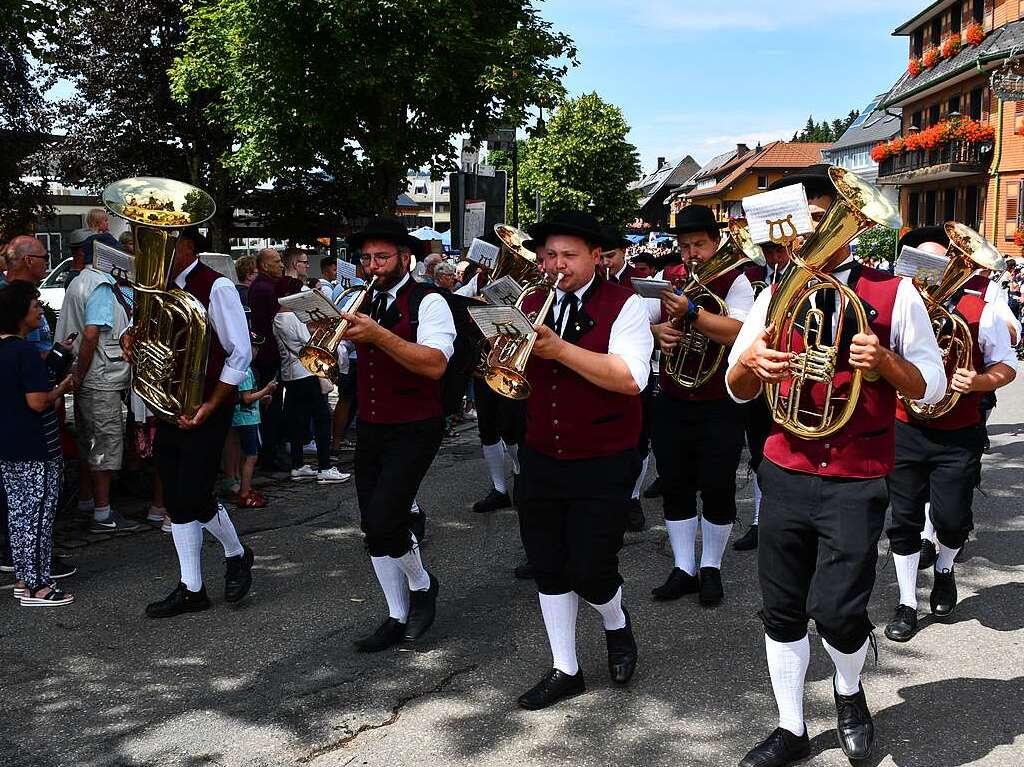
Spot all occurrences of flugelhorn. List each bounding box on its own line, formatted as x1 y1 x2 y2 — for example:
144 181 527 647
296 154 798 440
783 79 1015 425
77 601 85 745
764 166 902 439
299 276 379 381
899 222 1005 420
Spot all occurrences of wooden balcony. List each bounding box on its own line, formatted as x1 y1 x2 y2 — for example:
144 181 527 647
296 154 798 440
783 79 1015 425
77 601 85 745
877 140 994 185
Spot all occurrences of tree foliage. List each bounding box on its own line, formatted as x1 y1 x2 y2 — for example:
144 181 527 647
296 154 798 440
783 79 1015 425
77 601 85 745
516 93 640 228
792 110 861 143
171 0 576 214
855 226 898 267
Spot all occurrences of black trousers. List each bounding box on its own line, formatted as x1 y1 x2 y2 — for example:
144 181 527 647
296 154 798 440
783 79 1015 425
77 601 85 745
283 376 332 470
474 381 526 447
355 417 444 557
255 362 284 459
155 406 233 524
757 460 888 654
886 420 984 555
652 396 745 523
517 446 636 605
744 396 773 472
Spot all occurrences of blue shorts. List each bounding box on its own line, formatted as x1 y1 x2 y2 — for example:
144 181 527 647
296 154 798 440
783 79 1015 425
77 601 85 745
234 424 261 456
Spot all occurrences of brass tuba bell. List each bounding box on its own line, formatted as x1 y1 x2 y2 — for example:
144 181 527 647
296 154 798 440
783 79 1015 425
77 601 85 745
102 177 216 422
298 276 379 381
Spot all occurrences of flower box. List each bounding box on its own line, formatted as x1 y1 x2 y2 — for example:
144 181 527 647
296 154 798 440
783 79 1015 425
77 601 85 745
941 34 962 59
872 118 995 163
922 47 940 69
965 23 985 47
908 58 923 78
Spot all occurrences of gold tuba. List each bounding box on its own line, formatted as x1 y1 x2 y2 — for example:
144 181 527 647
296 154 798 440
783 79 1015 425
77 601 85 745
764 166 902 439
493 224 542 283
298 276 378 381
102 177 216 422
663 223 765 389
899 222 1005 419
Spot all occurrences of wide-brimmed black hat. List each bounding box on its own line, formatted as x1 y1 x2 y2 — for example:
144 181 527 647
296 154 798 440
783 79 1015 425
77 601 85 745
600 224 630 251
768 163 835 198
898 225 950 252
524 211 611 251
349 218 427 257
666 204 725 236
630 251 658 266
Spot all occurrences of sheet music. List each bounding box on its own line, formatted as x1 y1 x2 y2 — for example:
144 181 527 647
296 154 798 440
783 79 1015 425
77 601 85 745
630 277 673 299
480 275 523 306
278 290 342 323
93 241 136 282
467 304 536 339
742 185 813 245
336 259 358 284
895 245 949 286
467 238 500 269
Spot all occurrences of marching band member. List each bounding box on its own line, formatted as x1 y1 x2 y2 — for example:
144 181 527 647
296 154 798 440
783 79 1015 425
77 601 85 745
601 227 637 289
340 219 454 652
140 229 256 618
650 204 754 606
726 166 946 767
514 212 652 710
471 380 525 513
884 227 1017 643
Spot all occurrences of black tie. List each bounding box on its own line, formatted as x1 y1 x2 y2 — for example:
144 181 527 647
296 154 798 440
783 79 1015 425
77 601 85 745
610 273 620 284
556 292 579 338
369 291 388 322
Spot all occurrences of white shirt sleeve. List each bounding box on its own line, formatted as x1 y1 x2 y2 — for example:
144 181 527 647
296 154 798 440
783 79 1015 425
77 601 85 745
725 288 771 403
985 286 1022 343
892 277 946 406
608 294 655 391
979 303 1019 369
208 276 253 386
643 296 663 324
723 274 755 321
414 293 456 361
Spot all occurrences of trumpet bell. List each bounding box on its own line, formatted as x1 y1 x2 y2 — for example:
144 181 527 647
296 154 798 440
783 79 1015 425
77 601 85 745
946 222 1006 272
103 177 216 229
299 346 340 380
485 366 532 400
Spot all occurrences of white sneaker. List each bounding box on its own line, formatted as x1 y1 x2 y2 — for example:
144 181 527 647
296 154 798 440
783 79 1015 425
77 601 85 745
161 517 172 533
291 466 317 480
146 506 166 524
317 467 352 484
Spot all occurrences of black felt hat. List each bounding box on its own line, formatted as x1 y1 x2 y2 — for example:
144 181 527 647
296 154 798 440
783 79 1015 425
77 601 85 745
349 218 427 258
525 211 612 251
898 225 950 252
768 163 835 199
630 251 658 266
600 223 630 251
666 204 725 236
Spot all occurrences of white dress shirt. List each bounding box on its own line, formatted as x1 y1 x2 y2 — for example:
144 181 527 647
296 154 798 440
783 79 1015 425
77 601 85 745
643 272 755 324
726 263 947 406
273 311 314 382
373 273 456 360
977 302 1019 369
982 277 1022 341
552 277 653 390
174 260 251 386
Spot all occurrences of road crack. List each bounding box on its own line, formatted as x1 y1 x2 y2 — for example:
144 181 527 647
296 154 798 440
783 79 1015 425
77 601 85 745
296 664 478 763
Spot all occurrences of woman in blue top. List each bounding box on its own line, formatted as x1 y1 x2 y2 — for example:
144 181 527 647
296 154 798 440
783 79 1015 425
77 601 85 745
0 282 75 606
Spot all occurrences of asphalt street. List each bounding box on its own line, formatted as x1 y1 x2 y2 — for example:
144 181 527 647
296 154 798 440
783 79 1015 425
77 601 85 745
3 381 1024 767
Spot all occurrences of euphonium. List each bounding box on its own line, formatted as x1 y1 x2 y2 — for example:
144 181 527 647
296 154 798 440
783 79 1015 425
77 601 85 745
299 276 379 381
764 166 902 439
899 222 1005 419
102 177 216 422
663 223 765 389
484 272 564 400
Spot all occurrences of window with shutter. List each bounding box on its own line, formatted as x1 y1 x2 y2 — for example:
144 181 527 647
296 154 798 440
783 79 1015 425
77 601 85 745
1005 182 1019 240
908 192 921 226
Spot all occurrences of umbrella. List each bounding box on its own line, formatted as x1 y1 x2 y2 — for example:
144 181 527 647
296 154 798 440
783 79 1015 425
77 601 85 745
410 226 445 241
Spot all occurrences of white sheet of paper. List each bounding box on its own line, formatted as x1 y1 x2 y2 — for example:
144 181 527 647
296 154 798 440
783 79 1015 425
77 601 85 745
93 241 136 282
467 304 536 339
480 275 523 306
278 290 342 323
336 259 358 286
742 185 813 245
630 277 673 299
467 237 500 269
895 245 949 287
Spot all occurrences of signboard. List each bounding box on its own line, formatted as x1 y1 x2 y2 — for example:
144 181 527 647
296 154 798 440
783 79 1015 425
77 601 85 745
461 139 480 173
485 126 517 153
448 171 508 255
463 201 486 248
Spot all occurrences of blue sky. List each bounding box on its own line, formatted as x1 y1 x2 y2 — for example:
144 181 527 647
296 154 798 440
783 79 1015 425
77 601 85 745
538 0 925 172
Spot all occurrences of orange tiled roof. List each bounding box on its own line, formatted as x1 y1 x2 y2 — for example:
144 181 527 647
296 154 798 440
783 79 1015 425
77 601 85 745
749 142 831 168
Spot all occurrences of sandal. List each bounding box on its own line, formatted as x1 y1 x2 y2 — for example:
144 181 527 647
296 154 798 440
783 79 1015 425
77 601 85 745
237 491 268 509
20 584 74 607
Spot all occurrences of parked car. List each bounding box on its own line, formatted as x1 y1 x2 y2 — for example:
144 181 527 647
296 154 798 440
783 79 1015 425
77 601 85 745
38 258 73 319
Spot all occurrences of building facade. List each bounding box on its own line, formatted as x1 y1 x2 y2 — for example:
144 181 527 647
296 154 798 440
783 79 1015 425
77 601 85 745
823 94 901 208
629 155 701 228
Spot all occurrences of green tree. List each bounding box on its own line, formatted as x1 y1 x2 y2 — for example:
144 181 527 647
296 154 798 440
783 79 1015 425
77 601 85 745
516 93 640 228
171 0 576 215
793 110 861 143
855 226 898 267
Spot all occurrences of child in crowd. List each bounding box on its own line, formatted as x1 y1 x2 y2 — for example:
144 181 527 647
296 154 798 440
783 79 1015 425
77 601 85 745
234 334 277 508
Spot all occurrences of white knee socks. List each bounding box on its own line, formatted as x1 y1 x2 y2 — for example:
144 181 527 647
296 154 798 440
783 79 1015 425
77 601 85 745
410 499 421 515
586 586 626 630
936 543 959 573
171 522 204 591
395 539 431 591
539 592 579 675
753 475 762 526
201 506 244 558
893 552 920 609
666 518 698 575
632 454 650 501
482 442 508 494
699 519 733 570
506 442 520 475
921 502 935 542
765 634 809 737
822 636 869 696
371 556 411 622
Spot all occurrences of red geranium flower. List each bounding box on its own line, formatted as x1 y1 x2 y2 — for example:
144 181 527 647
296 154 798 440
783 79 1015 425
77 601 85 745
922 47 940 69
965 23 985 47
908 58 923 77
941 34 962 59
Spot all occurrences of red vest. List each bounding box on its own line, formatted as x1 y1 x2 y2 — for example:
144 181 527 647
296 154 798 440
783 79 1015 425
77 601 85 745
896 292 985 431
764 266 901 478
962 273 990 296
356 281 444 425
613 264 637 291
659 267 741 402
522 278 642 460
181 262 227 400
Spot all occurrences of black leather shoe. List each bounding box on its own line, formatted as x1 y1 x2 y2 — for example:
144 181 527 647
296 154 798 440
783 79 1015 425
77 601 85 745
514 560 536 580
404 571 439 640
605 609 638 684
642 477 662 498
739 727 810 767
930 567 957 617
145 583 211 618
353 617 407 652
224 545 254 603
918 539 937 570
834 681 874 760
884 603 918 642
651 567 699 601
410 508 426 543
699 567 724 606
517 668 586 710
625 499 646 532
472 488 511 514
733 524 759 551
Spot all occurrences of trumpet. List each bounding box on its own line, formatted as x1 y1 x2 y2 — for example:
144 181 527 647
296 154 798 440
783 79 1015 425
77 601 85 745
299 276 379 381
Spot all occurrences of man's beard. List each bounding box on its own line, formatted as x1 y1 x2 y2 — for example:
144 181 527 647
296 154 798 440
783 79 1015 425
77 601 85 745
375 260 405 290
